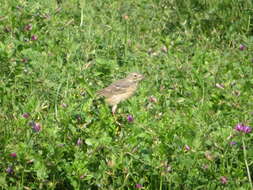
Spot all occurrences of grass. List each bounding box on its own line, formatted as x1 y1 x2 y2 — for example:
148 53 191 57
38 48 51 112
0 0 253 189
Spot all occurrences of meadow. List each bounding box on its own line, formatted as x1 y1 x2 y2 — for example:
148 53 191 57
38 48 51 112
0 0 253 189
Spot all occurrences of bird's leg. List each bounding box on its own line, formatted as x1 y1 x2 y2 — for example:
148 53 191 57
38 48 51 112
112 105 122 126
112 105 117 115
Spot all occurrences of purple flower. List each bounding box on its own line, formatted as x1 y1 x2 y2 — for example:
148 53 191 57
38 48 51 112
135 184 143 189
80 175 85 179
24 24 32 31
22 113 30 119
127 115 134 122
243 126 252 133
76 138 83 146
184 145 191 151
234 124 252 134
32 123 41 132
229 141 237 145
220 176 228 184
6 166 14 174
148 96 157 103
10 153 17 158
61 103 68 108
235 123 244 131
31 35 38 41
239 44 245 51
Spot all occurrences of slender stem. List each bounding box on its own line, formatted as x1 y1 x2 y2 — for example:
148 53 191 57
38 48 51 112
80 6 83 27
242 137 253 189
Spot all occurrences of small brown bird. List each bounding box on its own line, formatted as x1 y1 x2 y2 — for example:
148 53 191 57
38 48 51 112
97 72 144 114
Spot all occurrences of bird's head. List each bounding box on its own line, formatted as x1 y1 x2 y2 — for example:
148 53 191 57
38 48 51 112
126 72 144 82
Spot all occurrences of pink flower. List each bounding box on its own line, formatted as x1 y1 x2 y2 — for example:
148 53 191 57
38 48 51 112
229 141 237 145
184 145 191 151
22 113 30 119
6 166 14 174
234 124 252 134
127 115 134 122
10 153 17 158
76 138 83 146
220 176 228 184
61 103 68 108
31 35 38 41
24 24 32 31
80 175 85 179
243 126 252 133
30 122 41 132
239 44 245 51
148 96 157 103
135 184 143 189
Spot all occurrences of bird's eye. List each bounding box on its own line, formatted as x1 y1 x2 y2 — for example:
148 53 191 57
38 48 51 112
134 74 138 77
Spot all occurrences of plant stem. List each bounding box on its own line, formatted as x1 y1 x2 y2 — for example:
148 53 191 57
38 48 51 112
80 6 83 27
242 138 253 189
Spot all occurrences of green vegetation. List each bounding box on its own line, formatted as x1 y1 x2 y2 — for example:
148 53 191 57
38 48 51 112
0 0 253 189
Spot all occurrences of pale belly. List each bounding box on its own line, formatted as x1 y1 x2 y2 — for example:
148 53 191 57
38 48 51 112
106 90 135 105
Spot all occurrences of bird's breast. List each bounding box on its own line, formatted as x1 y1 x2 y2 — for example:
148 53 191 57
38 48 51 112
106 86 137 105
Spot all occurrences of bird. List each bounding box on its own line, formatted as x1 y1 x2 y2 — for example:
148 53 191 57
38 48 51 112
97 72 144 114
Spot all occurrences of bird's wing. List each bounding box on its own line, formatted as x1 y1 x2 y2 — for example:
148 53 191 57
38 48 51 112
98 79 133 97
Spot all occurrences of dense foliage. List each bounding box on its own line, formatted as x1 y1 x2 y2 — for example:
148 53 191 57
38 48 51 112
0 0 253 189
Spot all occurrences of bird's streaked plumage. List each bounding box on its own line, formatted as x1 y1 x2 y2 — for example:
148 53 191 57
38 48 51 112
97 72 144 114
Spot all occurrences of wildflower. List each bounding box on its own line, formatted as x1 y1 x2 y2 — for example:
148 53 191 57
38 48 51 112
24 24 32 31
76 138 83 146
127 115 134 122
31 122 41 132
229 141 237 145
235 123 244 131
22 113 30 119
61 103 68 108
10 153 17 158
243 126 252 133
135 184 143 189
80 175 85 179
148 96 157 103
234 124 252 134
31 35 38 41
220 176 228 184
184 145 191 151
239 44 245 51
6 166 14 174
